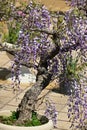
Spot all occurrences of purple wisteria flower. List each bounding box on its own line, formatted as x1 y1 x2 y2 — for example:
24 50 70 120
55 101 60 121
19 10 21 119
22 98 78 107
44 98 58 127
66 0 86 8
12 0 52 89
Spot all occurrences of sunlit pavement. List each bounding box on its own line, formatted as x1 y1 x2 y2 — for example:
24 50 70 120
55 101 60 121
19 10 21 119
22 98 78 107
0 51 72 130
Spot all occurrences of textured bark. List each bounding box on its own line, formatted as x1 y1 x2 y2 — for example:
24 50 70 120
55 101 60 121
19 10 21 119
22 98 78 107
16 68 52 124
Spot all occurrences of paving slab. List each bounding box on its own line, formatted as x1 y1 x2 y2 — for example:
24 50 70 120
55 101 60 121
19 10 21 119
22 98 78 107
57 120 71 130
0 105 17 111
58 111 68 121
0 52 13 68
47 92 68 105
8 98 21 107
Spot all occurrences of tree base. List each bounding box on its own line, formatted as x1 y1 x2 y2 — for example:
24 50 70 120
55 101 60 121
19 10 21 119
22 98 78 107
0 110 53 130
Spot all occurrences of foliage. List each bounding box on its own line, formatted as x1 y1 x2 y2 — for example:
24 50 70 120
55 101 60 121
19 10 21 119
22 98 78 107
0 111 17 125
45 98 58 127
0 111 44 126
0 0 15 21
0 0 26 44
24 111 41 126
3 21 21 44
66 56 79 80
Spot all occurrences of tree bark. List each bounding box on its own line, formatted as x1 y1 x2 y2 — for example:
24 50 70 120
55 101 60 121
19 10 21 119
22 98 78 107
15 68 52 125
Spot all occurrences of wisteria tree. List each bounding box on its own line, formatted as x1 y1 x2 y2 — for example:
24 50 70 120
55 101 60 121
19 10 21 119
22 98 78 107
0 0 87 129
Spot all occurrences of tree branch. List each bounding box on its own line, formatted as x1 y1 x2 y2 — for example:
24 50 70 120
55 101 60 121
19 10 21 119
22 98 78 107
0 42 20 54
30 28 54 35
40 41 80 66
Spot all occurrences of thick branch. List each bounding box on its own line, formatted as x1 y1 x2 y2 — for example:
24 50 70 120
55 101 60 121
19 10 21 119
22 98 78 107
40 41 80 66
0 32 80 70
30 28 54 35
0 42 20 54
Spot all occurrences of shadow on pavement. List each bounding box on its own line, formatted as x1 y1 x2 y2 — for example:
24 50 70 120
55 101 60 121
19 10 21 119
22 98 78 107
0 67 11 80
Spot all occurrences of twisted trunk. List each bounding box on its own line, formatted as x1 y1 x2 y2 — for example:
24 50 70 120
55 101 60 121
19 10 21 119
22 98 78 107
16 68 52 125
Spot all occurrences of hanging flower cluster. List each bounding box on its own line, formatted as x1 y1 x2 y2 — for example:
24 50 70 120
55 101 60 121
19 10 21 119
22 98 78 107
66 0 86 8
44 98 58 127
60 10 87 52
64 0 87 129
67 76 87 129
11 1 52 90
67 79 81 129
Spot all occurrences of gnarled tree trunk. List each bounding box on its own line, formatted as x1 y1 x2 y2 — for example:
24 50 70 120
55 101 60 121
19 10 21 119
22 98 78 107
16 67 52 125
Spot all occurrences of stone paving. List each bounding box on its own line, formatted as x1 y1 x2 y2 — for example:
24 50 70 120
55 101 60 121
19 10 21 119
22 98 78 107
0 51 72 130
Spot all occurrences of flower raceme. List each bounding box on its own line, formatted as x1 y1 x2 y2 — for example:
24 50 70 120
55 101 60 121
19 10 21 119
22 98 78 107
11 0 87 129
12 1 52 88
